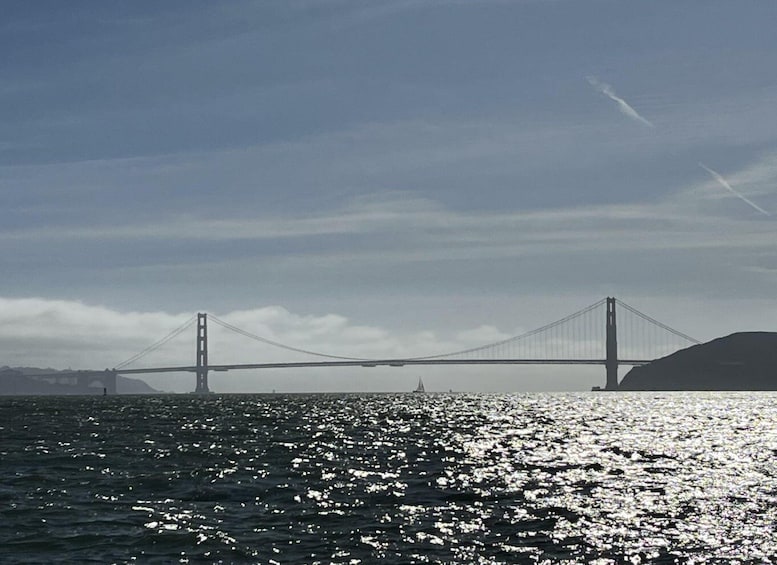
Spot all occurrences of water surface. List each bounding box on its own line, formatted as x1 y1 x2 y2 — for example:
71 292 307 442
2 392 776 563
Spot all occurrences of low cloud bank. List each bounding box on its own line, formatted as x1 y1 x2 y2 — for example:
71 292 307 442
0 297 534 392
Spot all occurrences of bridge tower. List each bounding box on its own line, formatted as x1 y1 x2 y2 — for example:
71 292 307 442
605 297 618 390
194 313 210 393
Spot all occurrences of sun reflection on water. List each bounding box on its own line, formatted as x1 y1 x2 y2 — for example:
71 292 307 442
2 392 777 562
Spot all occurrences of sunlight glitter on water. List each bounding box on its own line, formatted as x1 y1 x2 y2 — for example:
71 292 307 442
2 391 777 563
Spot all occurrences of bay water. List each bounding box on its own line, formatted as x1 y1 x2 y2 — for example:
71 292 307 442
2 391 776 563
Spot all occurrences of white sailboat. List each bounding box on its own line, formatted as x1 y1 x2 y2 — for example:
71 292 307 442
413 377 425 393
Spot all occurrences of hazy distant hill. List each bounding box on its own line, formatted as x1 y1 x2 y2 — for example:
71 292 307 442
0 366 160 395
116 375 159 394
619 332 777 390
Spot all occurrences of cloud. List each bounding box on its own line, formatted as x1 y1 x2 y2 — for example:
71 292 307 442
708 152 777 198
586 75 654 128
0 296 538 392
3 121 777 323
698 162 770 216
455 325 511 344
2 190 773 257
3 289 769 394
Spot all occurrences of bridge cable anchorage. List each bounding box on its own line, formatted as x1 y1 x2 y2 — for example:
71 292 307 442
114 315 197 370
207 315 372 361
616 300 700 345
407 298 608 360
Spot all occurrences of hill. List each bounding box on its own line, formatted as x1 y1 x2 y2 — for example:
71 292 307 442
116 375 160 394
618 332 777 390
0 366 160 395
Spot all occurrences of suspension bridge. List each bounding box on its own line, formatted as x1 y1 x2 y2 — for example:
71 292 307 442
56 297 699 393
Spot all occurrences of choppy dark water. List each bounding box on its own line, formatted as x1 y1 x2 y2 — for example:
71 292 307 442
2 392 777 564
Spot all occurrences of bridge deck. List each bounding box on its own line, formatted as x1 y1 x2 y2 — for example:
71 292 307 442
115 358 650 375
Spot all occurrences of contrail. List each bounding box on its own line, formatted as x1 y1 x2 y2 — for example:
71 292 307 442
586 75 654 128
699 162 770 216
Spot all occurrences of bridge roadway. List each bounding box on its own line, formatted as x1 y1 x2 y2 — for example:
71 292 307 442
115 358 651 375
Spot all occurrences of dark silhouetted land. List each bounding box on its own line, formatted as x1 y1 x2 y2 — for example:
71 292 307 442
619 332 777 390
0 366 159 395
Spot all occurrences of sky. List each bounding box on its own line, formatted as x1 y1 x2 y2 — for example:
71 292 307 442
2 0 777 393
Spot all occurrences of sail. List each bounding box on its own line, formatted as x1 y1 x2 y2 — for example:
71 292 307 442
414 377 425 393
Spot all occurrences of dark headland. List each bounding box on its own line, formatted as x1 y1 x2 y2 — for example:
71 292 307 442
619 332 777 390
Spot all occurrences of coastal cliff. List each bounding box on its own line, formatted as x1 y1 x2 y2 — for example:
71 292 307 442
619 332 777 390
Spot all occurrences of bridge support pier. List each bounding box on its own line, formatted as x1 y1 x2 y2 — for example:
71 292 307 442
605 297 619 390
194 313 210 393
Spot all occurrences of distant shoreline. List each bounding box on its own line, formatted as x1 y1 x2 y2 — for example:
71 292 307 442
0 366 159 395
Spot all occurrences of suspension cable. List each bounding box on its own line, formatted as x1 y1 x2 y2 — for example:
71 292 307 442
409 298 608 360
207 315 371 361
616 300 700 344
112 299 697 370
212 300 606 362
115 315 197 369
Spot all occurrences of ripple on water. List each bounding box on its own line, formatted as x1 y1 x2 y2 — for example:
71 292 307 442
1 391 777 563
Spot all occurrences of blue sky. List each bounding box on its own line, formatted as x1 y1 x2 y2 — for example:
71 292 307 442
2 1 777 391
